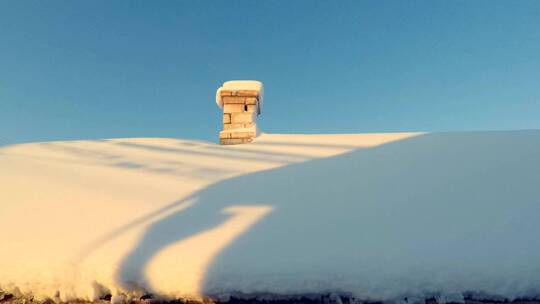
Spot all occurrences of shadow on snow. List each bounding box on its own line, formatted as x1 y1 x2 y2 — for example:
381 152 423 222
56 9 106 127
116 131 540 299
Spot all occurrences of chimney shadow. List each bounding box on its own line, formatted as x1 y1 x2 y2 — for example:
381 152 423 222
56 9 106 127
114 130 540 300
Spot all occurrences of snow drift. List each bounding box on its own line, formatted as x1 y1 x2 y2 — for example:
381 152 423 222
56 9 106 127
1 130 540 303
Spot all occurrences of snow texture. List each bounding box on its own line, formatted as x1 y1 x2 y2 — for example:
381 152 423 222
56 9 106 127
1 130 540 302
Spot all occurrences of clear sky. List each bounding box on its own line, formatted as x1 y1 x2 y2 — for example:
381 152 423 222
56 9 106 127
1 1 539 145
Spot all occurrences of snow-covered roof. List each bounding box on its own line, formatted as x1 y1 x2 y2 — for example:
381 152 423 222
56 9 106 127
1 130 540 303
215 80 264 112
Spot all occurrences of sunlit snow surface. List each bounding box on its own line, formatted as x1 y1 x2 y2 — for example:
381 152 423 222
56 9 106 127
1 131 540 302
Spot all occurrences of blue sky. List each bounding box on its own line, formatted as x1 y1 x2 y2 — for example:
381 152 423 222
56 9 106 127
1 1 539 145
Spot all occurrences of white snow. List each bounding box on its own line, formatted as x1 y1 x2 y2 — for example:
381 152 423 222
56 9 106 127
215 80 264 112
1 130 540 302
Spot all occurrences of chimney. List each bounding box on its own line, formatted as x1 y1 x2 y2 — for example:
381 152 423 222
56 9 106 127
216 80 263 145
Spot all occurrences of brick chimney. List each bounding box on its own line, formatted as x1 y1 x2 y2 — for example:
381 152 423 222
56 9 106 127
216 81 263 145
